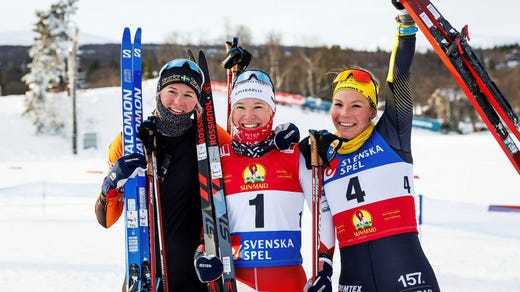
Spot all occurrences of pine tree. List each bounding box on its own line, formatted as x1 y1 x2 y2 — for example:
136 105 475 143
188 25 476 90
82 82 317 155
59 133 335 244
22 0 78 134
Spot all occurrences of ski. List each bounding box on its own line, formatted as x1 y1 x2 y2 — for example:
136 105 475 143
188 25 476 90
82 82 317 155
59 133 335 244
131 28 154 292
401 0 520 173
121 27 150 292
122 27 157 292
195 50 237 292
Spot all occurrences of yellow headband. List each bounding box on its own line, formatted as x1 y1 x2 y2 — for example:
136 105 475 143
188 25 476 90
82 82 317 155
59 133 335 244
333 69 378 109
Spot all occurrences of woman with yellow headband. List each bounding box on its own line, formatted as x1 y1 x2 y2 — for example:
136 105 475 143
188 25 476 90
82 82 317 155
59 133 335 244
301 2 440 292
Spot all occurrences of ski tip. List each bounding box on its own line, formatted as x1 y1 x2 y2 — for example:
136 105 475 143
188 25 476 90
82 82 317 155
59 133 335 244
134 27 142 42
187 49 196 62
122 27 131 42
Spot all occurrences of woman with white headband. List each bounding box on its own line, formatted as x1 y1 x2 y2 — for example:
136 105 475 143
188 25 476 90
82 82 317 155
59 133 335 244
194 69 307 291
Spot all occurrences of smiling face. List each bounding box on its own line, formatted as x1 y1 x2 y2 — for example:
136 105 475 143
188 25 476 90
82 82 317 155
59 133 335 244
158 83 198 114
231 98 274 130
330 89 377 140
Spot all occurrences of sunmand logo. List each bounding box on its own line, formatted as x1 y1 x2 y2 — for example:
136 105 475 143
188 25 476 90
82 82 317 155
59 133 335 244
352 209 373 230
242 163 266 184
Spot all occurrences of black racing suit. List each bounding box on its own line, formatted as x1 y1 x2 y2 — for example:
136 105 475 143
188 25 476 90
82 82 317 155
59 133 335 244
336 34 441 292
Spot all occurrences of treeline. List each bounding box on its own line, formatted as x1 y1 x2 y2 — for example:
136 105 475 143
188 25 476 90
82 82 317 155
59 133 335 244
1 42 519 109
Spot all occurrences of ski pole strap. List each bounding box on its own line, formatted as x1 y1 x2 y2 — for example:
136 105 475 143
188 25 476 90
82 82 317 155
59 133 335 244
309 131 324 167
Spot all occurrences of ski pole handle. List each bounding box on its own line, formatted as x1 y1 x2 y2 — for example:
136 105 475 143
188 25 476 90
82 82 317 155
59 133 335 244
224 37 239 133
309 131 324 167
139 116 158 153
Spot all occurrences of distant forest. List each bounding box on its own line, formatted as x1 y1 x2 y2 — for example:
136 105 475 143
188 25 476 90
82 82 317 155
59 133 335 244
1 42 519 110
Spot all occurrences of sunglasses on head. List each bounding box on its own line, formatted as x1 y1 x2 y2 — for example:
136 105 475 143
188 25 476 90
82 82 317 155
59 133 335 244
334 68 379 96
159 59 204 83
233 70 274 92
333 68 373 84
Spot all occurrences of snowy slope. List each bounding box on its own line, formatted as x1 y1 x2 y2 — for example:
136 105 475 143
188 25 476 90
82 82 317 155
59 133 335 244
0 82 519 291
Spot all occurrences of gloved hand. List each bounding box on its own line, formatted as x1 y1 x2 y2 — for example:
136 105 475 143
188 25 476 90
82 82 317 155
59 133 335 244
138 117 157 151
304 255 333 292
298 130 342 169
194 244 224 283
221 37 252 71
274 123 300 151
102 153 147 198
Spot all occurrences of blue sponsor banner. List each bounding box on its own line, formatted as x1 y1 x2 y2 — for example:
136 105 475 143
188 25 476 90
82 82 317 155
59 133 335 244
324 131 403 183
233 230 302 268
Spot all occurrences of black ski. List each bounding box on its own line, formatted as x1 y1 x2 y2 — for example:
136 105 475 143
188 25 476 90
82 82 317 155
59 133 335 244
195 50 237 292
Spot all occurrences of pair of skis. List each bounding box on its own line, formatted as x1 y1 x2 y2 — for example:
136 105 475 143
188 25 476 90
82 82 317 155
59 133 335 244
121 27 167 292
121 29 237 291
401 0 520 174
192 50 237 292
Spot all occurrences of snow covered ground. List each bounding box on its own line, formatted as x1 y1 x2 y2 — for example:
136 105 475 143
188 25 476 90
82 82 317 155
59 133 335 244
0 82 519 291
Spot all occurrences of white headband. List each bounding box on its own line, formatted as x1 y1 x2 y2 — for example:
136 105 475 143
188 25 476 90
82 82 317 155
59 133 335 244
230 80 276 111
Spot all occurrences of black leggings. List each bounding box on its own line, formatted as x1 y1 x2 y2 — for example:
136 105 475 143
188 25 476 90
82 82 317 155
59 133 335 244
338 232 440 292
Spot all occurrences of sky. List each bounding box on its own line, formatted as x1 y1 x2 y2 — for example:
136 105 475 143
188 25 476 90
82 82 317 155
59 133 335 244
2 0 520 51
0 82 519 291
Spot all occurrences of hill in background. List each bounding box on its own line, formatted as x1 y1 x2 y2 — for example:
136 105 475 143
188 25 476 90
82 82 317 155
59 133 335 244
1 42 519 111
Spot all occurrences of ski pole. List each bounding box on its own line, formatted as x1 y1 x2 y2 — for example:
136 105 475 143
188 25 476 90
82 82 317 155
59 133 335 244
143 117 169 292
309 131 324 282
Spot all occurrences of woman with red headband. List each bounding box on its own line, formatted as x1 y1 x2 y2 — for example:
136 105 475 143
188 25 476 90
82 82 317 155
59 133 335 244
301 2 440 292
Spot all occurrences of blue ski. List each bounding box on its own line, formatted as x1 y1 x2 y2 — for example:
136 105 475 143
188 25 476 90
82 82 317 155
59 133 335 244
121 27 150 292
131 28 153 291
